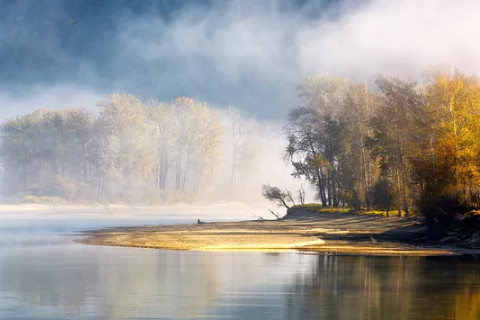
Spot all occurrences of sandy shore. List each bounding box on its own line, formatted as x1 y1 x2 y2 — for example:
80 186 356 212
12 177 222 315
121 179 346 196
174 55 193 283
79 208 476 256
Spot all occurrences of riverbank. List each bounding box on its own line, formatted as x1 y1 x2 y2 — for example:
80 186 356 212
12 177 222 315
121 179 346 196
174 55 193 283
79 207 479 256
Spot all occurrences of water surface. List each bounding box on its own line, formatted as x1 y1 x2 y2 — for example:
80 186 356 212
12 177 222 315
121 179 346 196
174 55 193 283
0 210 478 320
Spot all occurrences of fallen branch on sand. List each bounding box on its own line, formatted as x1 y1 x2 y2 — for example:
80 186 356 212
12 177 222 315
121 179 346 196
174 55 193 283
268 209 280 219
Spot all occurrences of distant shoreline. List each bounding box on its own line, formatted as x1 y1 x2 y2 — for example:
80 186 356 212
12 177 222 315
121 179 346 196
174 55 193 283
78 207 480 256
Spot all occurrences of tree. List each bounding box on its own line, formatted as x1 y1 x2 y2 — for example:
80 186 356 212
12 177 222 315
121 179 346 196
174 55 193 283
414 73 480 222
297 184 306 205
262 184 293 209
285 75 380 209
372 177 395 216
369 77 424 216
338 83 380 210
93 94 156 200
228 106 268 191
228 106 245 187
191 102 223 193
285 76 350 207
0 95 228 204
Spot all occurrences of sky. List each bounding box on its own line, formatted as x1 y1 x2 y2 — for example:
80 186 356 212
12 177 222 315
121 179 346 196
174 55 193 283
0 0 479 120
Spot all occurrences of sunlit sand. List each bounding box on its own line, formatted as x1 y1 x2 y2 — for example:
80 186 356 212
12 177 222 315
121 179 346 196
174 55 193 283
80 208 472 256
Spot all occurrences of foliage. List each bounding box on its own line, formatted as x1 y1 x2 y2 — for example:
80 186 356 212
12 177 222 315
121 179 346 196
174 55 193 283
262 184 294 209
0 95 224 204
285 72 480 223
415 74 480 223
371 177 395 216
285 76 380 210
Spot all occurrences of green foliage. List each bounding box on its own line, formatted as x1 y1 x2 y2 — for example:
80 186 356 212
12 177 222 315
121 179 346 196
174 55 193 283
286 76 380 210
372 177 395 216
286 72 480 224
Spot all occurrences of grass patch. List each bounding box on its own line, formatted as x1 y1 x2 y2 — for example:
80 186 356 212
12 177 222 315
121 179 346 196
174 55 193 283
356 210 390 216
317 207 351 213
292 203 325 209
292 204 351 214
292 204 391 216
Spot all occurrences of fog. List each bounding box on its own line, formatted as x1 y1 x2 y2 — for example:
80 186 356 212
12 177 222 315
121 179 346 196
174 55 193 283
3 0 479 117
2 4 479 319
0 0 478 208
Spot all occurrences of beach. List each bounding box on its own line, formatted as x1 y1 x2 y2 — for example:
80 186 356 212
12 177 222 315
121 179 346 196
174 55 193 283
79 207 473 256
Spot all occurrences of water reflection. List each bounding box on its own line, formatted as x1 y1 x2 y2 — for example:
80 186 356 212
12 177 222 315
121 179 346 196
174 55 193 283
286 255 480 320
0 232 479 319
0 244 305 319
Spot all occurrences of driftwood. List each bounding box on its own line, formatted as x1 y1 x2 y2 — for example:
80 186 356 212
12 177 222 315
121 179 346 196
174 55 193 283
268 209 280 219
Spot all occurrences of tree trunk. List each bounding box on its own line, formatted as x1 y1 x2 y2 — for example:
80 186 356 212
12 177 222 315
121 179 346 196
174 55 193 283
318 169 327 207
398 147 409 217
332 170 339 207
181 150 191 191
307 135 327 206
162 159 169 190
395 168 402 217
327 173 333 206
401 167 409 217
175 152 182 190
82 139 88 184
194 158 205 194
360 140 371 210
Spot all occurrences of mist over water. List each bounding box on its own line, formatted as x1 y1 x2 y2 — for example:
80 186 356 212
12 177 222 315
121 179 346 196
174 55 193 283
2 0 480 206
0 96 304 206
1 1 480 319
0 203 268 247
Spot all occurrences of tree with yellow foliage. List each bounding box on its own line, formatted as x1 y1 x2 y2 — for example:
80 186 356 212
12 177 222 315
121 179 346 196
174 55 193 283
415 73 480 222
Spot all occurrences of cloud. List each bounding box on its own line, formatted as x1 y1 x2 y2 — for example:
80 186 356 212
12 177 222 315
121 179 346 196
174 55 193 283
298 0 480 79
1 0 480 118
103 0 480 116
0 85 105 121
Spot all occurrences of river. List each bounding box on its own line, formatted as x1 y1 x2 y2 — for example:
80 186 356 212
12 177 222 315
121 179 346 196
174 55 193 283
0 207 478 319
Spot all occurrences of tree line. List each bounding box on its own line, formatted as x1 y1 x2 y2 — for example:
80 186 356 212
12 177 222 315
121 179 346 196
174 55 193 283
0 94 267 204
283 72 480 223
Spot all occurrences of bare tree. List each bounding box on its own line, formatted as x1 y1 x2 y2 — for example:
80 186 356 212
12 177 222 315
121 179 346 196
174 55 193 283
297 184 306 205
228 106 245 187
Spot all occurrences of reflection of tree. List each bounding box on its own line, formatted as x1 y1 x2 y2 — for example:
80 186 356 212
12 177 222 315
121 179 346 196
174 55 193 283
0 245 102 317
286 255 480 320
1 247 295 319
2 246 480 319
0 246 224 319
96 249 223 319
